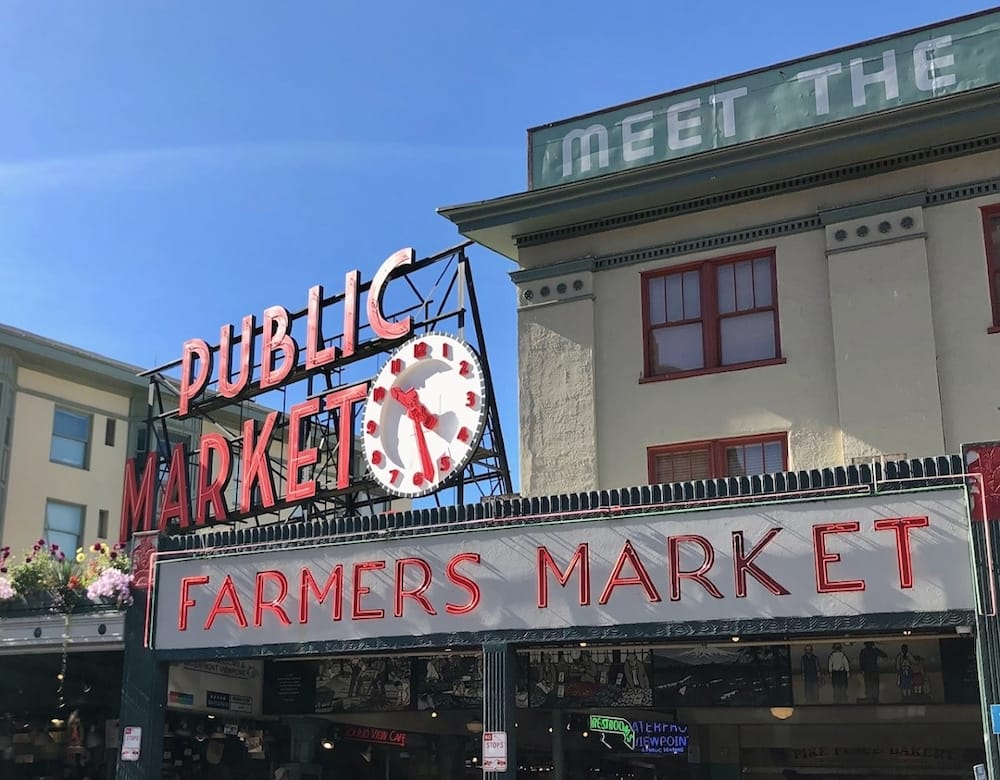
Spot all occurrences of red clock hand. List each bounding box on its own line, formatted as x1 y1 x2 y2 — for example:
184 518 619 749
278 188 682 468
392 386 438 430
411 414 434 482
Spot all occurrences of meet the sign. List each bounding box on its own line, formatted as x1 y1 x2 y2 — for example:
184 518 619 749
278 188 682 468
529 10 1000 189
150 489 972 652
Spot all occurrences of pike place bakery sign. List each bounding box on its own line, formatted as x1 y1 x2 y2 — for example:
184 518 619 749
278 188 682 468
151 489 973 651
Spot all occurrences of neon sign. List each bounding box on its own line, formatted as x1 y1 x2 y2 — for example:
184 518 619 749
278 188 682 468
589 715 689 756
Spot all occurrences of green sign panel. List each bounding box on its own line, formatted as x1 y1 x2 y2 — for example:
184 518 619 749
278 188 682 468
589 715 636 750
529 10 1000 189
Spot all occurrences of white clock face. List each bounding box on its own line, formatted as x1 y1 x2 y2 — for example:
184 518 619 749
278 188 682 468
361 333 488 498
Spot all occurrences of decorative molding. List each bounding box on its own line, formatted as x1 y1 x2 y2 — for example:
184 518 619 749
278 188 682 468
517 268 594 310
0 610 126 654
823 205 925 255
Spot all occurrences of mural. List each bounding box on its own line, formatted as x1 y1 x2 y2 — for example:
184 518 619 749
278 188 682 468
314 656 411 713
527 648 652 708
652 644 792 707
413 654 484 711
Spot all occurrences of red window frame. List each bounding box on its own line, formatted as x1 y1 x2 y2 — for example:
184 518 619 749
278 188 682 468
640 249 784 381
983 204 1000 332
646 433 789 484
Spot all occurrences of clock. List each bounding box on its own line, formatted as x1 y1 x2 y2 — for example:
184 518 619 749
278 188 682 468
361 333 488 498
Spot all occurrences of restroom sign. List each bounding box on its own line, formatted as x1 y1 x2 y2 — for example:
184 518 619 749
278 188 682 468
482 731 507 771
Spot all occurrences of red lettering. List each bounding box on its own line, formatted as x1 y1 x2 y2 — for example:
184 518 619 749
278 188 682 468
179 338 212 417
732 529 789 598
537 544 590 608
368 248 414 341
239 412 279 513
205 575 249 630
158 442 191 532
286 398 321 501
218 315 255 398
874 516 929 589
120 451 158 542
599 540 661 605
305 285 340 370
394 558 438 617
342 269 360 359
668 535 724 601
324 383 369 489
260 305 298 389
179 575 209 631
254 570 292 627
300 566 344 623
445 553 481 615
813 522 866 593
352 561 386 620
195 434 232 526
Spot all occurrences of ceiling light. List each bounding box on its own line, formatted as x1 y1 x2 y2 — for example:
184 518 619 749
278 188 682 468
769 706 794 721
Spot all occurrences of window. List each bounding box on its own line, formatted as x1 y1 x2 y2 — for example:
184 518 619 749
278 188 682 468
98 509 109 539
105 418 116 447
642 250 781 379
984 204 1000 329
50 408 91 468
45 500 85 552
648 434 788 483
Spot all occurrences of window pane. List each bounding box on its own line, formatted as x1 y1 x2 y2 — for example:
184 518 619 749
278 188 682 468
651 323 704 373
647 277 666 325
682 271 700 318
45 502 84 552
47 529 80 553
734 261 754 310
655 449 711 482
50 437 87 467
665 275 684 322
753 258 773 306
763 441 784 472
717 264 735 314
991 216 1000 255
54 409 89 441
720 311 776 365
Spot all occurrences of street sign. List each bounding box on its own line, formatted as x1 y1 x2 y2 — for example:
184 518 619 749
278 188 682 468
973 763 987 780
991 704 1000 734
120 726 142 762
482 731 508 771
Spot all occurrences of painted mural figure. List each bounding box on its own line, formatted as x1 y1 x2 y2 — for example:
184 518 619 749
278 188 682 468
896 644 915 699
624 651 650 689
827 643 851 703
859 641 888 702
800 645 822 703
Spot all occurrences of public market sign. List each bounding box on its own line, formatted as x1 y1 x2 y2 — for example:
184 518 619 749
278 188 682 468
150 489 973 651
528 10 1000 189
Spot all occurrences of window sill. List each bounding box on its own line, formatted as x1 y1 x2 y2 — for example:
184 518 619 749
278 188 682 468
640 357 787 384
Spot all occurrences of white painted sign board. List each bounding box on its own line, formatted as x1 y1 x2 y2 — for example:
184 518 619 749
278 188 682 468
482 731 507 771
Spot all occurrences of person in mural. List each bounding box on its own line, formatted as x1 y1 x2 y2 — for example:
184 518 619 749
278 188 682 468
577 650 599 683
896 644 915 699
800 645 822 703
858 641 888 702
624 651 649 689
348 658 364 698
827 643 851 703
911 653 927 697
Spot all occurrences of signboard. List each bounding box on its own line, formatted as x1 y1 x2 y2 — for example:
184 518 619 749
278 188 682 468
120 726 141 762
167 660 263 716
151 489 972 651
482 731 507 771
973 764 987 780
990 704 1000 734
528 10 1000 189
588 715 689 755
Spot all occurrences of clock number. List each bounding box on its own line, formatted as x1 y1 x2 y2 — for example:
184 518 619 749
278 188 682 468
373 387 387 403
457 427 471 443
439 455 451 472
413 472 425 487
389 469 401 484
442 342 452 360
466 391 477 409
459 360 472 377
390 358 404 375
366 420 377 436
414 341 429 359
371 450 384 466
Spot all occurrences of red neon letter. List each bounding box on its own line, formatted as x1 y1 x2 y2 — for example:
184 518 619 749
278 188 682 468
286 398 321 501
204 575 249 630
195 433 232 526
599 540 661 605
120 451 158 543
537 544 590 608
260 305 298 390
254 570 292 627
813 522 865 593
394 558 438 618
367 248 414 341
158 442 191 532
218 315 255 398
352 561 386 620
324 383 369 489
732 529 790 598
445 553 481 615
179 575 209 631
179 338 212 417
342 269 360 359
874 516 929 589
668 535 724 601
300 566 344 623
238 412 279 513
305 285 340 370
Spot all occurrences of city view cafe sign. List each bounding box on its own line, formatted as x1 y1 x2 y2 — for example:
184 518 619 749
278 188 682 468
150 489 974 651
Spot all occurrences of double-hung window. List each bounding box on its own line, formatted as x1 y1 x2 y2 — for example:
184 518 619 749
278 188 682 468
643 250 781 379
50 407 91 469
45 500 85 552
648 434 788 483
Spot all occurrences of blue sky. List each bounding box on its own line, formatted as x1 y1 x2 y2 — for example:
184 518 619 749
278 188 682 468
0 1 991 488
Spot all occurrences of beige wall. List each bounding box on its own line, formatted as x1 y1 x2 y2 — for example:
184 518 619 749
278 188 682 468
515 149 1000 494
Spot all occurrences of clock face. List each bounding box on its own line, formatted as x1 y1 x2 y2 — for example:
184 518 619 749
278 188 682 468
361 333 488 498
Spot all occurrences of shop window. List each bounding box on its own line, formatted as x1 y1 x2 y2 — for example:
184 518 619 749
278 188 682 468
984 204 1000 330
45 499 85 552
642 250 782 379
50 407 91 469
648 433 787 483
